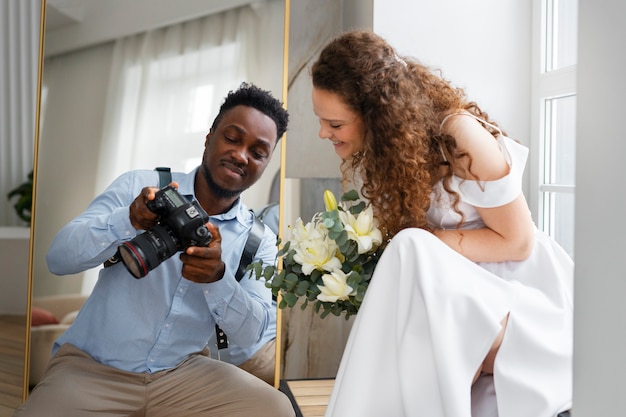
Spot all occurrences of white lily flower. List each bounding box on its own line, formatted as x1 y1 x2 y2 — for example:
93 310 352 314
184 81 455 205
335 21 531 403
293 232 342 275
317 269 356 302
248 189 383 319
339 205 383 254
289 218 323 250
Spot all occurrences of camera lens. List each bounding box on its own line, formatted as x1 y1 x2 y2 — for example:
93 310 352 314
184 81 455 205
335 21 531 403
118 224 180 278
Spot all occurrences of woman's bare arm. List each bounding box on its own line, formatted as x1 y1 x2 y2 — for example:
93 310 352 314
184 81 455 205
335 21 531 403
434 114 535 262
433 194 535 262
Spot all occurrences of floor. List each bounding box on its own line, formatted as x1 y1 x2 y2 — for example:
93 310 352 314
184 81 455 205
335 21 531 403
280 378 334 417
0 315 27 417
0 317 335 417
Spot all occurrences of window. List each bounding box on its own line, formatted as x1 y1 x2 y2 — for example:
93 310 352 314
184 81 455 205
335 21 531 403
531 0 578 257
120 42 243 174
93 1 285 191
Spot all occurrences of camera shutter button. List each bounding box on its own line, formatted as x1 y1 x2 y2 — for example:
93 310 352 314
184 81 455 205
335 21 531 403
196 226 210 237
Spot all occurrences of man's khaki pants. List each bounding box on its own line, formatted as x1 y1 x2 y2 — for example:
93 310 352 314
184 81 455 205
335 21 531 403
13 344 295 417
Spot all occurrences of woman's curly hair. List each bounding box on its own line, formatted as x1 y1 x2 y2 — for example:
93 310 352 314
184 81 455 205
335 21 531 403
312 30 502 239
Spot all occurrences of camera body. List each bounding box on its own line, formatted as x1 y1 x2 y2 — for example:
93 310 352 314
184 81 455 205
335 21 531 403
118 185 212 278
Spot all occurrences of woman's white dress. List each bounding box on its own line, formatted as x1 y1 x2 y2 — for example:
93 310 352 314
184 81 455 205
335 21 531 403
324 133 573 417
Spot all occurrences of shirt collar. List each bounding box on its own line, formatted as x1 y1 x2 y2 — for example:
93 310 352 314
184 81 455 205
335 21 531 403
178 167 250 226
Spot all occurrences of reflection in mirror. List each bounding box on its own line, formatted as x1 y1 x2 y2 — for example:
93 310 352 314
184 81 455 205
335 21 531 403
0 0 43 414
30 0 285 395
277 0 354 384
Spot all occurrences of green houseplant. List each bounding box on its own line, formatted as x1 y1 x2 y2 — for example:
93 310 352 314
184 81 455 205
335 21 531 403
7 170 33 224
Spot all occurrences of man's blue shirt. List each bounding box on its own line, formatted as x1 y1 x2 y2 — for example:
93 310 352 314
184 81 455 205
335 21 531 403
46 168 277 372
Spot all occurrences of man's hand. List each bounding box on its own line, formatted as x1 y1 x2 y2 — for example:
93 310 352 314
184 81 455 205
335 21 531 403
180 222 226 283
129 182 179 230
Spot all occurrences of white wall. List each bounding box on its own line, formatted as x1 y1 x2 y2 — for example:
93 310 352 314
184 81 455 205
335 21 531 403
285 0 531 185
0 228 30 314
284 0 343 179
573 1 626 414
33 43 114 297
374 0 531 195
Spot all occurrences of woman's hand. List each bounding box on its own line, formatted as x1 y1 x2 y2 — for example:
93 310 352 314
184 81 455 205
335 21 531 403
433 194 535 263
437 115 535 262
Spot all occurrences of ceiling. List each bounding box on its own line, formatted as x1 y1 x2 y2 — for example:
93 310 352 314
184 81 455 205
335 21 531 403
42 0 255 57
45 0 86 31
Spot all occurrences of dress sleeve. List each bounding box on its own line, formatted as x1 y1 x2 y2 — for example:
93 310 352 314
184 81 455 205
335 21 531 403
448 135 529 208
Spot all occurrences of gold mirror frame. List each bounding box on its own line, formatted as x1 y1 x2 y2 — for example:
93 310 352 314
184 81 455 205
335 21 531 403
21 0 46 403
275 0 290 388
22 0 291 406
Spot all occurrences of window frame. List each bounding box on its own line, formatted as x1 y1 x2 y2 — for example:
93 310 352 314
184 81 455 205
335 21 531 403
530 0 577 256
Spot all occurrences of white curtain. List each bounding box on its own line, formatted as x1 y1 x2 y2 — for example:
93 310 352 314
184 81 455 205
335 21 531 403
94 0 284 193
81 0 284 294
0 0 41 226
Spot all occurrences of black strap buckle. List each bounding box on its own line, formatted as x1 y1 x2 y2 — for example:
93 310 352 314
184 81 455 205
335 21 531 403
215 324 228 350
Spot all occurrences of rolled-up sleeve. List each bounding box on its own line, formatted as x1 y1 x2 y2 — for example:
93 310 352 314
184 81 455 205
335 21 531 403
46 171 153 275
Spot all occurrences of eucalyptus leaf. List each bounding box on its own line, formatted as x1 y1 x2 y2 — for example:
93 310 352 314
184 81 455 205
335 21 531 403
277 241 290 256
356 286 367 302
310 269 323 283
283 292 298 307
349 200 366 214
334 230 348 246
342 189 359 201
284 273 299 291
295 280 309 296
323 218 335 229
254 263 264 279
262 265 275 281
271 270 285 288
346 272 362 287
251 189 384 320
328 229 340 241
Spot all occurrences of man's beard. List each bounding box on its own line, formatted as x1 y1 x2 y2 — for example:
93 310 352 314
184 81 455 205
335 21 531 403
202 164 245 199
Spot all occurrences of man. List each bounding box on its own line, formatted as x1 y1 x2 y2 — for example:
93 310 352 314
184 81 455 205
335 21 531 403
14 83 294 417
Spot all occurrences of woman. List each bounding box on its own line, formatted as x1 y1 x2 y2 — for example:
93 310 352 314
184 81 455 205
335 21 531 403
311 30 573 417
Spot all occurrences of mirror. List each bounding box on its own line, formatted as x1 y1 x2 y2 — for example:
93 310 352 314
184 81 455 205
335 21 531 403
0 0 44 414
26 0 288 401
277 0 355 384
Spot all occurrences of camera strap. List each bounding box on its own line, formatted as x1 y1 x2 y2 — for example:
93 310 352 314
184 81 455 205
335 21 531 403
105 166 267 352
155 166 171 188
154 166 266 352
217 213 265 351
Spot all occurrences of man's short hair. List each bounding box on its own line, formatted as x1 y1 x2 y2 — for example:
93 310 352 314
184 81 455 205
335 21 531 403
211 82 289 142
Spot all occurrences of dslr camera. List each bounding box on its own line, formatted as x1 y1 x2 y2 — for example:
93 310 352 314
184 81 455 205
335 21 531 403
118 185 212 278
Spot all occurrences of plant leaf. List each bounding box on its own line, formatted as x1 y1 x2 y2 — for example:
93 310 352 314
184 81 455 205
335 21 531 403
342 189 359 201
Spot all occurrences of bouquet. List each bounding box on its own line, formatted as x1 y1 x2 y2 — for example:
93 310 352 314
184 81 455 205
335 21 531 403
247 189 384 319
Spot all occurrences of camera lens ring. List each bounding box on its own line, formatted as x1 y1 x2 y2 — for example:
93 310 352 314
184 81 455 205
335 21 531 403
118 242 149 278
